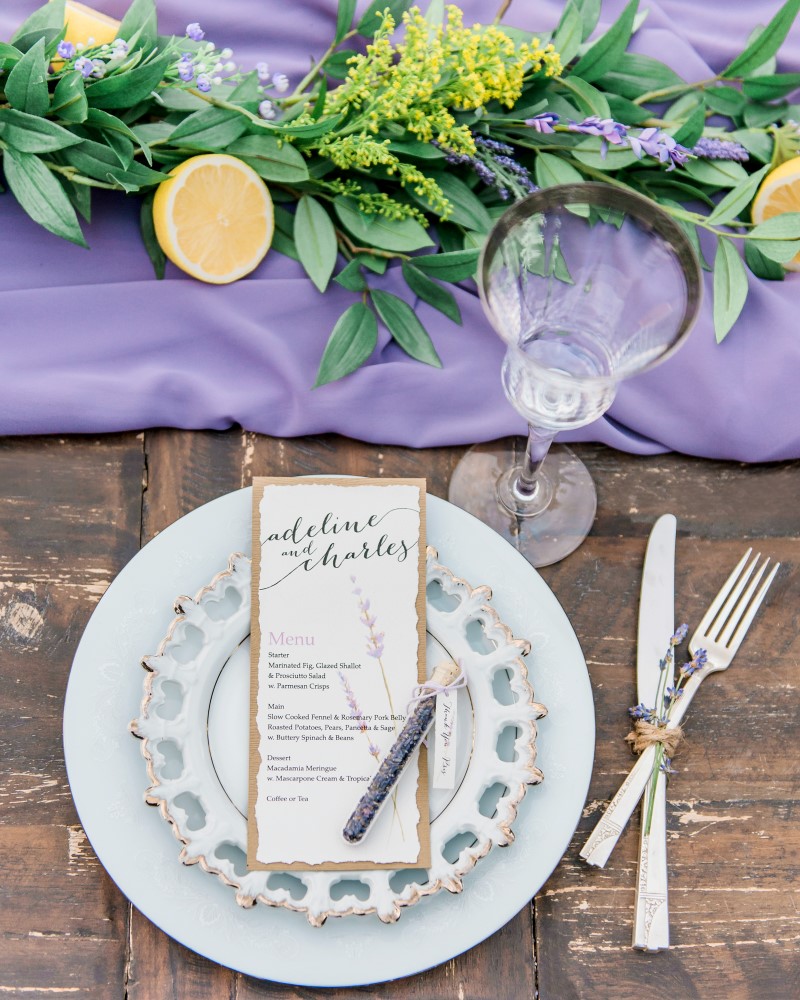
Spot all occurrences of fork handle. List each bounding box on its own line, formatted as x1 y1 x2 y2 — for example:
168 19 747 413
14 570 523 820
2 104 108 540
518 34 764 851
632 769 670 950
580 667 710 867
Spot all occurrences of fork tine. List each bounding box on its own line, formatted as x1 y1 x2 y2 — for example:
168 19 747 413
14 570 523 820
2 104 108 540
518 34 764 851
719 556 769 646
696 548 752 641
726 561 780 654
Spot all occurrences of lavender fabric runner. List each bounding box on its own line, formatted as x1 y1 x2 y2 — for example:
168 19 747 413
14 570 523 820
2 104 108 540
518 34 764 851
1 0 798 460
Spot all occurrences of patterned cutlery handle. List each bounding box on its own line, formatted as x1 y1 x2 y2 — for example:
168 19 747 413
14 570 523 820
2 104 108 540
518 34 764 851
632 769 670 950
579 746 657 867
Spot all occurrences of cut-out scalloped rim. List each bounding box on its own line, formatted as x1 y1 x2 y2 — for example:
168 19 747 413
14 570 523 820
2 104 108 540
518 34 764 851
131 547 546 926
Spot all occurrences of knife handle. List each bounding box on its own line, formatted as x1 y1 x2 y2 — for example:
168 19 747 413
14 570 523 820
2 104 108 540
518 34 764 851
632 769 670 951
579 746 657 867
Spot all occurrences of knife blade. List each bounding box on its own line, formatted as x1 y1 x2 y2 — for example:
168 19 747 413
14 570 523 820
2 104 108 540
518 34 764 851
632 513 676 951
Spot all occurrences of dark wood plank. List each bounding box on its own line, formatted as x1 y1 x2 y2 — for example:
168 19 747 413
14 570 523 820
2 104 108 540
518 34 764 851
0 434 144 998
535 447 800 1000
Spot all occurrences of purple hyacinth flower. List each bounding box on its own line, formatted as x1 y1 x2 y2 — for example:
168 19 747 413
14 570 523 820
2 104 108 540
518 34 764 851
196 74 212 92
526 112 559 134
57 41 75 59
186 22 205 41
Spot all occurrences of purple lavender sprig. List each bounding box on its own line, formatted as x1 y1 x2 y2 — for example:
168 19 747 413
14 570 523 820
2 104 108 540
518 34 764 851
338 671 381 761
351 575 395 721
692 137 750 162
524 113 691 171
433 132 537 200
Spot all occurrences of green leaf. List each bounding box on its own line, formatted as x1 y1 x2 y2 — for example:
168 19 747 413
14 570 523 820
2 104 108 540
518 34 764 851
51 71 89 123
749 213 800 263
360 254 387 274
413 173 492 231
60 175 92 222
356 0 411 36
270 229 300 262
571 0 639 83
86 51 172 109
3 147 87 247
0 42 24 71
705 165 769 225
713 237 748 342
314 302 378 387
744 239 786 280
63 137 167 187
140 192 165 279
744 101 788 129
572 137 641 171
88 107 145 164
154 87 208 112
252 114 345 141
401 261 462 324
424 0 446 26
729 128 774 163
334 196 434 252
639 176 716 209
335 0 358 45
704 86 746 117
605 93 651 125
575 0 602 41
227 134 309 182
334 259 368 292
553 1 584 66
684 158 749 188
0 108 83 153
558 75 610 118
413 248 479 282
670 104 707 147
118 0 158 53
371 290 442 367
535 152 585 189
387 140 446 162
325 49 359 79
295 195 338 292
742 73 800 101
5 38 49 117
169 107 249 150
311 77 328 120
722 0 800 78
596 52 684 101
11 0 65 53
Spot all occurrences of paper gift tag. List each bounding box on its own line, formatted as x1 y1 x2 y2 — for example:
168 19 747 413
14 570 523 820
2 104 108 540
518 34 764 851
248 477 429 871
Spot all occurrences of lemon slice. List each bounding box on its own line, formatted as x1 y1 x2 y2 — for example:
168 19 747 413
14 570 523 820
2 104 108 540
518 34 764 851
62 1 120 46
152 154 275 284
751 156 800 271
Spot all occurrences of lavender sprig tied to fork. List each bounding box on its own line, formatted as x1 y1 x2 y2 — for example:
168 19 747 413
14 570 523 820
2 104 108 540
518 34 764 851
581 548 780 868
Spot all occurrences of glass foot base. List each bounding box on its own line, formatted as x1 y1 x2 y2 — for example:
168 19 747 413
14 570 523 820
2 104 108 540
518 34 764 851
448 442 597 568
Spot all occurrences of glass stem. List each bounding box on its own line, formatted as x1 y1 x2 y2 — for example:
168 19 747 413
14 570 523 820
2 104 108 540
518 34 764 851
516 425 556 499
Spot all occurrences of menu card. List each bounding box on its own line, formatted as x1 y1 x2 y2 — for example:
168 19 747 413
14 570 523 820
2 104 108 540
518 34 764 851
248 477 428 870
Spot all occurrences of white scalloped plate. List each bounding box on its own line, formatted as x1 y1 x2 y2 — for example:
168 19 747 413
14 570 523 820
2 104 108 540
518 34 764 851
63 488 593 987
131 547 547 926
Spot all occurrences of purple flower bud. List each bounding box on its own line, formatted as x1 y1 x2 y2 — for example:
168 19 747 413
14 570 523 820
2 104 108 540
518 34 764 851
111 39 128 55
256 61 270 82
196 73 212 92
74 56 94 78
178 62 194 82
258 99 276 119
57 41 75 59
186 22 205 41
272 72 289 93
526 112 559 134
91 59 106 78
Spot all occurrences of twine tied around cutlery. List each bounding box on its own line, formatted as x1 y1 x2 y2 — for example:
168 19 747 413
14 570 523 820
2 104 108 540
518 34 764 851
625 719 684 757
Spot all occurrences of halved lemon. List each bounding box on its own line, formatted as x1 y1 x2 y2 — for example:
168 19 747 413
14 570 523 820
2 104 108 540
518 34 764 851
152 154 275 284
62 0 120 46
751 156 800 271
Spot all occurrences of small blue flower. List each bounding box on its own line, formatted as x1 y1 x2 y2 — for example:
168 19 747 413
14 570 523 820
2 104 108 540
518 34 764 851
111 38 128 56
74 56 94 78
272 72 289 93
57 41 75 59
196 73 212 92
256 61 270 82
526 112 559 134
186 22 205 41
178 62 194 82
258 99 276 120
670 624 689 645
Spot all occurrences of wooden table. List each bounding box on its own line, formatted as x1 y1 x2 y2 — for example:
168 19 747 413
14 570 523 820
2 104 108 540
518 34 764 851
1 430 798 999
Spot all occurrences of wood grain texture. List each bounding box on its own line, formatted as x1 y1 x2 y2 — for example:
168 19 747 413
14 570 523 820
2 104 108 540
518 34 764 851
0 434 143 998
1 430 797 999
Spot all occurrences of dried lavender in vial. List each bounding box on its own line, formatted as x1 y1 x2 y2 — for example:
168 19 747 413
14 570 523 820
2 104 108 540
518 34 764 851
342 693 437 844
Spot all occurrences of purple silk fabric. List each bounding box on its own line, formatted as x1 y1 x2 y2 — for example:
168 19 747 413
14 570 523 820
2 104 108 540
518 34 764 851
1 0 798 459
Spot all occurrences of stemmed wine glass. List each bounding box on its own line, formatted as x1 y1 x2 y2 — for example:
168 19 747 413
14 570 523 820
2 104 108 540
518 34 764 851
449 183 702 567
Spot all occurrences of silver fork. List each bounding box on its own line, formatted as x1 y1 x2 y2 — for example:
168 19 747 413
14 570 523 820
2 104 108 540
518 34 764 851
581 549 780 869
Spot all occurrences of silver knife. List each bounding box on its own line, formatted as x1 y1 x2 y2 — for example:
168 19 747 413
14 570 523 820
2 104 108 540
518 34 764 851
632 513 676 951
